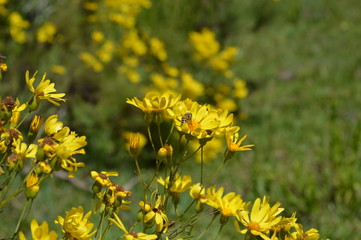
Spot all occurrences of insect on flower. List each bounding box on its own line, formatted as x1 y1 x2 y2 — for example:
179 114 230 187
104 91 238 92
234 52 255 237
180 112 192 125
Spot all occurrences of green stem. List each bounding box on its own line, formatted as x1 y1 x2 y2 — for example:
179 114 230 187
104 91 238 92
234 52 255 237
12 199 31 239
147 124 156 155
157 122 163 147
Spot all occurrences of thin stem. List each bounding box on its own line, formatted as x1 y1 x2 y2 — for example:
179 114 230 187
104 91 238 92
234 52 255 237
12 199 31 239
200 146 204 184
94 207 106 238
16 111 31 128
165 123 175 144
147 124 156 155
157 122 163 147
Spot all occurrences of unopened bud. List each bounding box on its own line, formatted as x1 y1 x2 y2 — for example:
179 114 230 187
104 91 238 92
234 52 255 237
129 133 140 157
28 115 43 142
28 96 40 112
25 173 40 199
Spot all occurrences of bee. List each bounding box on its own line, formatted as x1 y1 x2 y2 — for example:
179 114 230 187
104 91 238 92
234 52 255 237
180 112 192 125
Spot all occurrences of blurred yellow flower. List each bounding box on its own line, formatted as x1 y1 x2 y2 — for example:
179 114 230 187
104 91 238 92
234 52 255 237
0 62 7 72
79 52 103 72
37 22 57 43
181 72 204 99
233 78 248 99
96 40 115 63
8 11 30 43
150 37 167 61
189 28 220 61
291 224 320 240
55 206 96 240
91 31 104 43
19 219 58 240
51 65 67 75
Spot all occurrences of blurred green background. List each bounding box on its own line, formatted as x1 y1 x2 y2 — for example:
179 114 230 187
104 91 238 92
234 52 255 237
1 0 361 239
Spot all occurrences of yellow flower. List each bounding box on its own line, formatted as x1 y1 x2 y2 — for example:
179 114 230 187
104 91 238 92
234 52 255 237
150 37 167 61
234 197 284 240
37 22 57 43
91 171 119 187
224 128 254 161
189 28 220 61
25 71 66 108
127 91 181 123
142 195 169 233
206 186 249 219
158 174 192 194
55 206 96 240
189 183 207 203
56 132 87 177
91 31 104 43
181 72 204 99
79 52 103 72
110 213 158 240
167 99 220 140
44 115 70 141
0 62 7 72
51 65 67 75
233 78 248 99
291 224 320 240
19 219 58 240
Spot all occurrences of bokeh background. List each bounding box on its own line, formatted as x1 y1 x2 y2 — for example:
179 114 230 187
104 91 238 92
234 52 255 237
1 0 361 239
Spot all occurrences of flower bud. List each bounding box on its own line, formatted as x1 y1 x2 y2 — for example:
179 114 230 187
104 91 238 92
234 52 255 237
28 115 43 143
28 96 40 112
157 147 168 163
129 133 140 157
25 173 40 199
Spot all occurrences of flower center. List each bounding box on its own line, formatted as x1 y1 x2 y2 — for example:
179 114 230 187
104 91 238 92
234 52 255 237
247 221 261 231
221 208 233 217
228 142 239 152
187 120 200 132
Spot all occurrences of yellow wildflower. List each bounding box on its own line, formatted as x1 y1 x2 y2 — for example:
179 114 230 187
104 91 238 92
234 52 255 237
109 213 158 240
291 224 320 240
150 37 167 61
51 65 67 75
79 52 103 72
167 99 220 140
233 78 248 99
44 115 70 141
56 132 87 177
181 72 204 99
37 22 57 43
19 219 58 240
55 206 96 240
8 12 30 43
142 195 169 233
224 128 254 161
126 91 181 123
91 31 104 43
25 71 66 109
234 197 284 240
